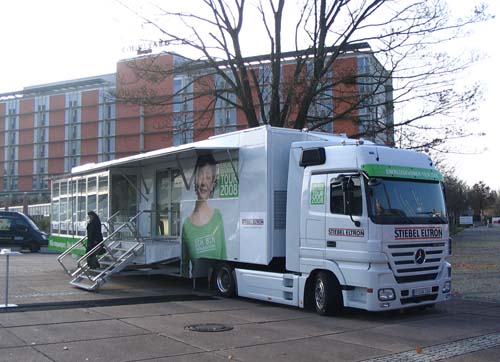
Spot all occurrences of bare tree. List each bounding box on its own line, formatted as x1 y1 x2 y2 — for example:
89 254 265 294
114 0 491 148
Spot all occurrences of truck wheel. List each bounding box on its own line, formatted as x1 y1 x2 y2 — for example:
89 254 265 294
314 271 343 316
214 263 236 298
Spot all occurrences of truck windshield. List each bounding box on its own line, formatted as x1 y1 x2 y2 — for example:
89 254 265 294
367 178 447 225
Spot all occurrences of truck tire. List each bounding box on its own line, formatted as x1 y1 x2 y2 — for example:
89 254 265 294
214 263 236 298
314 271 343 316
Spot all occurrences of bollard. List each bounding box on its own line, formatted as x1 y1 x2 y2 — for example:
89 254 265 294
0 249 22 308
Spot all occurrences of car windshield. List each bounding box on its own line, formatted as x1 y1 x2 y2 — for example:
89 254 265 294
367 178 447 225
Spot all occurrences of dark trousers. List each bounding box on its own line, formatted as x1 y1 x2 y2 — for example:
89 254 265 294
86 241 100 269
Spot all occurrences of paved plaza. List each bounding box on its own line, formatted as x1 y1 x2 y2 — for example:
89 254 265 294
0 226 499 361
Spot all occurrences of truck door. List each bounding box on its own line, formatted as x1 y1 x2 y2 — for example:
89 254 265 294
325 173 366 256
302 174 327 264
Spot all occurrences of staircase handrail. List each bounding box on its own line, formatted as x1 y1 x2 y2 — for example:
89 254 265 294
57 210 121 275
81 243 145 283
76 210 149 269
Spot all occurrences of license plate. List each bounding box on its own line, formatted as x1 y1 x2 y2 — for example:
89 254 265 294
412 287 431 297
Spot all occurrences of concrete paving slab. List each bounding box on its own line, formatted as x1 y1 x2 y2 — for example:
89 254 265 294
439 297 499 314
170 297 262 312
221 304 311 323
329 305 446 326
328 321 491 353
406 312 500 336
243 313 381 337
124 310 253 334
8 319 149 345
159 316 348 351
0 329 26 348
33 334 203 362
90 301 202 319
466 305 500 318
326 324 441 353
219 334 389 362
151 351 233 361
0 308 110 327
0 346 53 362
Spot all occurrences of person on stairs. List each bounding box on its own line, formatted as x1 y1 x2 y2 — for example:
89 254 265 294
86 211 103 269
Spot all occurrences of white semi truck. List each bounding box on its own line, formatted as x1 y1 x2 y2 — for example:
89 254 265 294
55 126 451 315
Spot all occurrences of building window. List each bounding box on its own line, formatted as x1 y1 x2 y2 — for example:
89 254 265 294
172 76 193 145
65 92 81 172
214 73 237 135
173 114 193 145
258 65 272 123
306 62 333 131
4 101 19 192
357 55 392 144
98 89 116 162
33 96 49 189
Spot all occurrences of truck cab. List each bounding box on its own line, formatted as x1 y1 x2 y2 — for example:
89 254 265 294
286 141 451 314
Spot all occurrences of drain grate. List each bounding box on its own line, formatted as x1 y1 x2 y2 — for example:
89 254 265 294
185 323 234 332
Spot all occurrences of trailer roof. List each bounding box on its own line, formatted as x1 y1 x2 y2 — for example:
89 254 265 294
71 141 238 176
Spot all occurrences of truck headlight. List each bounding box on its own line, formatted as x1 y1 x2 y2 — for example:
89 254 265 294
442 281 451 294
378 288 395 301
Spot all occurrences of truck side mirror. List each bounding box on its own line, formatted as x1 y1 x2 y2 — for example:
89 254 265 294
300 148 326 167
345 177 361 227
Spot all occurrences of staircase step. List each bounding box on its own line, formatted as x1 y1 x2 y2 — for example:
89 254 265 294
70 279 98 291
67 239 144 291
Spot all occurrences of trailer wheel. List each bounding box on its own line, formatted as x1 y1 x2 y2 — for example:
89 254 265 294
214 263 236 298
314 271 343 316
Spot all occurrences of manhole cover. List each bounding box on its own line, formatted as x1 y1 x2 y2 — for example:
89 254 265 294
185 323 233 332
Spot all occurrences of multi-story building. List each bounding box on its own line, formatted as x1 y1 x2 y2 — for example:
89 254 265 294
0 44 393 205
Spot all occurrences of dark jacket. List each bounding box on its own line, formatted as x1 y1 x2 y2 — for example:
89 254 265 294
86 215 103 252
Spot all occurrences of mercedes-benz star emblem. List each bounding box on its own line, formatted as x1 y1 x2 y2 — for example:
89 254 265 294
415 249 426 264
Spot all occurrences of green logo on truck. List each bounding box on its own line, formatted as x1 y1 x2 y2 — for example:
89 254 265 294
218 160 239 198
311 183 325 205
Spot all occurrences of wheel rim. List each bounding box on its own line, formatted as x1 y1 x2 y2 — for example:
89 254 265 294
216 267 231 293
315 278 325 310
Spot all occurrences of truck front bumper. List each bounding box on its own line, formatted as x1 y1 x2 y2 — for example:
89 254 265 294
342 261 452 311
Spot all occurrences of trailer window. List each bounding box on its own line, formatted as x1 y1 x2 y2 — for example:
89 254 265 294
155 169 182 237
112 175 138 221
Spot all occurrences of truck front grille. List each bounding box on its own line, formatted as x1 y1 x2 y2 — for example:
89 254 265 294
386 242 445 284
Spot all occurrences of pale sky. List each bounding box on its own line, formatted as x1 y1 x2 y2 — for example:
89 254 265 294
1 0 498 190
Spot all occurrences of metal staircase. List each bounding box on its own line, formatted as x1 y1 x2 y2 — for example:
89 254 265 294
57 211 147 291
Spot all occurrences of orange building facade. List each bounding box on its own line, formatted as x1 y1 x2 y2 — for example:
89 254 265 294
0 48 393 205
